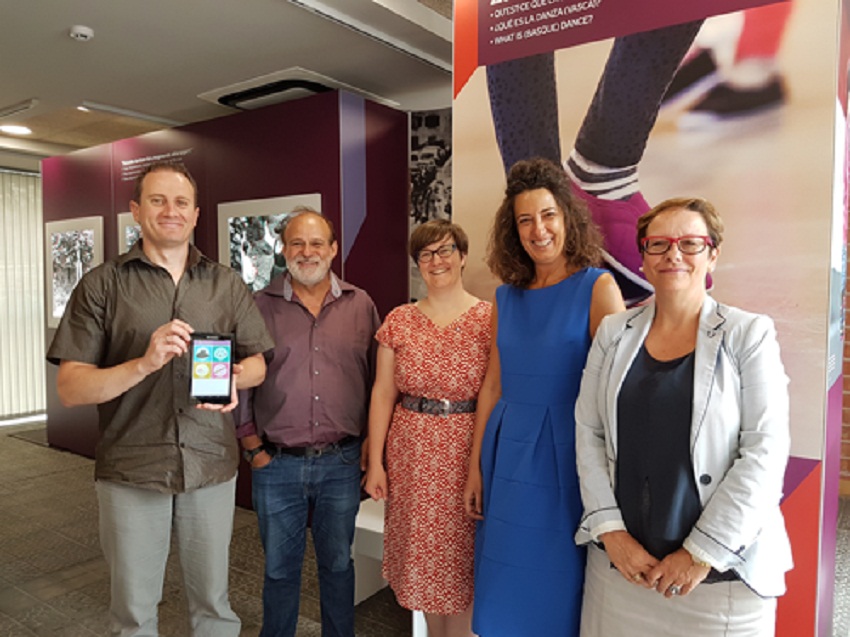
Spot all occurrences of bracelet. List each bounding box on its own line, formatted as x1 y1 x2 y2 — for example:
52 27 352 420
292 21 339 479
691 556 712 569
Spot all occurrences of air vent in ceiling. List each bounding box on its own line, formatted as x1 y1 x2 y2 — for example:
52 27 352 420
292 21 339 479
197 67 399 111
0 98 39 120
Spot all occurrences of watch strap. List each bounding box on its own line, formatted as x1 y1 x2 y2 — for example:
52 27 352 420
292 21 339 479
242 446 265 463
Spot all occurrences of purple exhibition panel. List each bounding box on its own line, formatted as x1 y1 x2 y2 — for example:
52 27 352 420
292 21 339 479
42 144 113 457
198 92 345 274
478 0 777 66
42 144 112 224
342 98 410 316
339 92 368 265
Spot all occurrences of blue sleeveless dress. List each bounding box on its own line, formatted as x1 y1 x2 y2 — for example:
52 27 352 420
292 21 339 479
473 268 604 637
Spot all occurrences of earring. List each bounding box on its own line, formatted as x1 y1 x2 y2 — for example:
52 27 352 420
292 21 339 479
638 266 644 272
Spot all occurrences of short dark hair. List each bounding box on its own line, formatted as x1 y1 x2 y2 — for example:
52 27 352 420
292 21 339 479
487 158 603 288
279 207 337 245
131 161 198 206
636 197 724 251
409 219 469 262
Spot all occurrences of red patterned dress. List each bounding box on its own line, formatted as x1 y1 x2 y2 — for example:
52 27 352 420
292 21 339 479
377 300 492 614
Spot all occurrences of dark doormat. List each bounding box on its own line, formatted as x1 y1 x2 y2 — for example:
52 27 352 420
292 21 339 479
8 426 48 447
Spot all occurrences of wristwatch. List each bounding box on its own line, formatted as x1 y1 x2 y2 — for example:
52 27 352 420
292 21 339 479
242 446 265 463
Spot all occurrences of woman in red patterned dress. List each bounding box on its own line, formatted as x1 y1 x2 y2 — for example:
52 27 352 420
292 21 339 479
365 219 492 637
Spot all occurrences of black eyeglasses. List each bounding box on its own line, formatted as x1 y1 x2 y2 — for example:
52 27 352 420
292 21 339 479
417 243 457 263
640 235 713 255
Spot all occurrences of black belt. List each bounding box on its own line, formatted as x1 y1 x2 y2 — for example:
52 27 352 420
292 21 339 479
400 394 477 417
263 435 359 459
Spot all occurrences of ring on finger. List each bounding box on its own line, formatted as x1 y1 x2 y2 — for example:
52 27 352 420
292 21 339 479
668 584 682 596
632 573 643 583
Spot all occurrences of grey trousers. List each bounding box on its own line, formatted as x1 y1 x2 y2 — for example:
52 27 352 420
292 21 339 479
96 477 240 637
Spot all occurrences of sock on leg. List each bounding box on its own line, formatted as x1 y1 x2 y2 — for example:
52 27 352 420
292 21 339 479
565 150 639 201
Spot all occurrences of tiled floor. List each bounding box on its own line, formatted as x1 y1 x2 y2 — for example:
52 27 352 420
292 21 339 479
0 423 848 636
0 424 410 636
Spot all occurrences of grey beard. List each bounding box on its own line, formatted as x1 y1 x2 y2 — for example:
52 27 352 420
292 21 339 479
288 260 330 287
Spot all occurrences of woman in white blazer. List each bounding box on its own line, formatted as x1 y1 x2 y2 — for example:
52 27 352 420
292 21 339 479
574 197 792 637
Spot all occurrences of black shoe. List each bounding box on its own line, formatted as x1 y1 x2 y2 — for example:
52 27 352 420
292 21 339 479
661 49 719 109
678 78 786 128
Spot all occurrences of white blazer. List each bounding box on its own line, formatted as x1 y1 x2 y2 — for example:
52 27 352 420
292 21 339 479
574 296 793 597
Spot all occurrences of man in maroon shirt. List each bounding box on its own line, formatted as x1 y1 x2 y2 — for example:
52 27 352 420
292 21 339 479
236 208 380 637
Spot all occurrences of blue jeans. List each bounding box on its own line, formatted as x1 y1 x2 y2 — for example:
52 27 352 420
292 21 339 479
252 439 362 637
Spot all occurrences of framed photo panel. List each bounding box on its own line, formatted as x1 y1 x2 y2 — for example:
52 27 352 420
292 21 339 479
217 194 321 292
45 216 104 329
117 212 141 254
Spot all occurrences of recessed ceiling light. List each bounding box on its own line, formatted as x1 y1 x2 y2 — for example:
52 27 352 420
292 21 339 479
80 100 183 127
77 105 90 112
0 125 32 135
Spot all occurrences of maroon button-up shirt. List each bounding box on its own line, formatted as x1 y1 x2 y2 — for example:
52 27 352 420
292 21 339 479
236 273 380 447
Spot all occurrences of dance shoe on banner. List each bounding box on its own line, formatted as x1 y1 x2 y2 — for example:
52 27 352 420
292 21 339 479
661 49 720 110
678 77 786 130
570 183 654 306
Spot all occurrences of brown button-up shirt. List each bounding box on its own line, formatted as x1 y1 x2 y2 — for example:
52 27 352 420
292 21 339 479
236 273 380 447
47 241 274 493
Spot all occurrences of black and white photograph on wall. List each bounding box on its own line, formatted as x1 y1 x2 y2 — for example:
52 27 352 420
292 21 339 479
217 194 322 291
44 216 104 328
410 109 452 225
117 212 141 254
409 108 452 301
227 214 287 291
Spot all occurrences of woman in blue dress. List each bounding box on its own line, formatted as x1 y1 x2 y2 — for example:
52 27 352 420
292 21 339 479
463 158 625 636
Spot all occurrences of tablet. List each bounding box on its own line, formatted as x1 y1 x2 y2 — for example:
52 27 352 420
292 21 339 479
189 333 234 404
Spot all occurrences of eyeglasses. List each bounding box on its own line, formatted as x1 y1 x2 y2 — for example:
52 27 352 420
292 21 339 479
640 235 713 255
417 243 457 263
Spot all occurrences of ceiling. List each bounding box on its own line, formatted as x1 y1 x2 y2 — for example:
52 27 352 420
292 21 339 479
0 0 453 171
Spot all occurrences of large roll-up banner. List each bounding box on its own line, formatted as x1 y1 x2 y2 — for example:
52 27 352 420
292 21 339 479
453 1 845 635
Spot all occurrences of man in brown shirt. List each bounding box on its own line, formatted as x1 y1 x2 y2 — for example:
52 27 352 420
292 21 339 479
236 208 380 637
47 162 273 637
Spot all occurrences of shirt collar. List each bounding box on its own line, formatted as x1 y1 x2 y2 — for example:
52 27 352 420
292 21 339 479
117 239 206 271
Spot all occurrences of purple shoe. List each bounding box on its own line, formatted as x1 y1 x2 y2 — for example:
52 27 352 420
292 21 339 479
571 183 654 305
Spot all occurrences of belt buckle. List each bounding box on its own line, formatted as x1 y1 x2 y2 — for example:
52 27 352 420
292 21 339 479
439 398 450 418
304 446 324 459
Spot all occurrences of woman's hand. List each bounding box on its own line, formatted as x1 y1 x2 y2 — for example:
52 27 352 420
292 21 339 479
646 548 711 598
463 466 484 520
364 464 388 501
599 530 659 587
